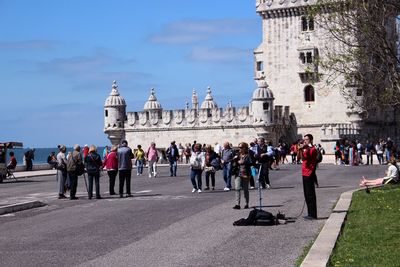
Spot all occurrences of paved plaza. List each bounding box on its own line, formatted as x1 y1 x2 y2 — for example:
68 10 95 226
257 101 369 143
0 164 385 266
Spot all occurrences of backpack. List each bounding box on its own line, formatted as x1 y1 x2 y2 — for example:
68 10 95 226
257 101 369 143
190 153 202 169
316 148 323 163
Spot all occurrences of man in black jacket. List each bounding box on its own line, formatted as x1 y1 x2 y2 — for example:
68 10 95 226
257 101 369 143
166 141 179 176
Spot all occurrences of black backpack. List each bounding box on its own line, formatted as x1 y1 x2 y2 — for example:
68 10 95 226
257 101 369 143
316 148 323 163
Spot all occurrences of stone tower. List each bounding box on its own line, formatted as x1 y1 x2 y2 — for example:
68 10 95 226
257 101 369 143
251 76 274 125
254 0 364 147
104 80 126 145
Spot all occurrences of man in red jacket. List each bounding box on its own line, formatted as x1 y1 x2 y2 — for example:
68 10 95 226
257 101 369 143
300 134 318 220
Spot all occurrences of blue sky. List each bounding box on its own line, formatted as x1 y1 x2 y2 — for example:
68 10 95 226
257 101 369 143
0 0 261 148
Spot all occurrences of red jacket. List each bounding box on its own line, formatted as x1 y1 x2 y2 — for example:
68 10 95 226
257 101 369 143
102 151 118 170
302 146 317 177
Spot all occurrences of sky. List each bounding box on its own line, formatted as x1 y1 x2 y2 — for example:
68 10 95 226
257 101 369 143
0 0 261 148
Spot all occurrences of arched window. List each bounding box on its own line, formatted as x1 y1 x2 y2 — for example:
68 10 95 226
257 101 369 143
263 102 269 110
105 110 108 117
304 85 315 102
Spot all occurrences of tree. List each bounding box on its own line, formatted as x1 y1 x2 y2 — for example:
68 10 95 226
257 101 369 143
311 0 400 119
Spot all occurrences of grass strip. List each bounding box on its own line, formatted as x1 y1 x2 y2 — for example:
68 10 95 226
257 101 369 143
329 185 400 267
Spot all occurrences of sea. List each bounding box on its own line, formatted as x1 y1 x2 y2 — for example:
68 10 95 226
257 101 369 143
6 147 107 164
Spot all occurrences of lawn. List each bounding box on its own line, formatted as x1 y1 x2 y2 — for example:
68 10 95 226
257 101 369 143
329 185 400 267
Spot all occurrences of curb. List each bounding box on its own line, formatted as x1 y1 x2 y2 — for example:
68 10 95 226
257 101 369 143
0 201 47 215
300 189 357 267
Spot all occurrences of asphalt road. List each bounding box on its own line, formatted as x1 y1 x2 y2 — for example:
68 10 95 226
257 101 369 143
0 163 385 267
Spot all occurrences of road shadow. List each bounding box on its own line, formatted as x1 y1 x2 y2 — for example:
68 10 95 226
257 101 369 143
316 185 341 189
269 186 295 190
0 180 45 184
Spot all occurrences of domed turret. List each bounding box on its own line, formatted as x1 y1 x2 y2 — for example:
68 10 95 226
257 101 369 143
252 79 274 100
105 80 127 107
251 76 274 124
104 80 126 145
144 88 162 111
201 86 218 109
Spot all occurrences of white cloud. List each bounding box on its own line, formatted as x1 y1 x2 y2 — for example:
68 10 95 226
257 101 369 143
148 18 258 44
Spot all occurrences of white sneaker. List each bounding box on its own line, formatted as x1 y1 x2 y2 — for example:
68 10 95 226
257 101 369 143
148 175 152 178
192 188 197 193
198 189 202 193
223 187 230 191
250 186 255 190
266 184 271 189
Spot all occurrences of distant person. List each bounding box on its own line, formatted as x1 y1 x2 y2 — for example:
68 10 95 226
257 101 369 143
134 145 145 176
166 141 179 177
6 151 17 176
24 149 35 171
178 143 184 163
47 151 58 169
233 142 252 210
184 144 191 164
221 141 234 191
83 144 89 158
102 145 118 195
102 145 109 160
66 145 83 200
256 138 271 189
84 145 103 199
56 145 68 199
360 158 399 187
118 140 134 198
300 134 318 220
204 144 219 190
146 142 158 178
214 142 222 157
189 143 205 193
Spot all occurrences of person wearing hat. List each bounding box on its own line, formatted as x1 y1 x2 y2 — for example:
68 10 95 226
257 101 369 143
166 141 179 177
56 145 68 199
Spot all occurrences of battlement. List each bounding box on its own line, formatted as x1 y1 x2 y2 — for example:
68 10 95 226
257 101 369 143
256 0 316 17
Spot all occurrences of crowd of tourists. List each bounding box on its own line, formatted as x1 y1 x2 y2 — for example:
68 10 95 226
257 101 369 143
332 137 397 166
53 138 302 209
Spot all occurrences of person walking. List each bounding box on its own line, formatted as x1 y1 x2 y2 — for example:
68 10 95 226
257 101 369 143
85 145 103 199
189 143 205 193
118 140 134 198
146 142 159 178
300 134 318 220
166 141 179 176
257 137 271 189
56 145 68 199
102 145 118 195
221 141 234 191
134 145 145 176
24 149 35 171
66 145 83 200
233 142 253 210
204 144 219 190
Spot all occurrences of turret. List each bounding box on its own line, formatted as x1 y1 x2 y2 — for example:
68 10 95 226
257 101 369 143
251 76 274 125
104 80 126 145
192 89 199 110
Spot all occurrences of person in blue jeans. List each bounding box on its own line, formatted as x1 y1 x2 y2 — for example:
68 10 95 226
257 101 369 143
189 143 205 193
221 142 235 191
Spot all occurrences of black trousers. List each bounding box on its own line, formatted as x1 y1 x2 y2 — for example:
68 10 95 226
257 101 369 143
259 163 270 188
68 172 78 199
119 169 132 195
107 170 118 194
302 174 317 218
